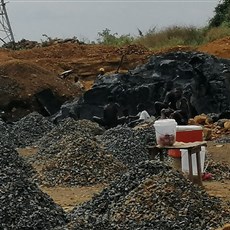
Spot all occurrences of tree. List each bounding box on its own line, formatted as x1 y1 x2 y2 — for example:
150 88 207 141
209 0 230 27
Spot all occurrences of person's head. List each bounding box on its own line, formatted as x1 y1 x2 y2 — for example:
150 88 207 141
137 103 145 112
174 87 183 99
99 68 105 75
74 76 79 82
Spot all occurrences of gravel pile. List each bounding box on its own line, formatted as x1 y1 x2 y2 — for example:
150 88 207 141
30 118 126 187
214 135 230 144
99 124 156 167
0 119 16 147
67 161 230 230
206 158 230 180
0 143 68 229
11 112 55 147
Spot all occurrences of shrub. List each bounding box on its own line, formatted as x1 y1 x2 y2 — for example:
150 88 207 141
203 26 230 42
135 26 204 49
97 28 134 46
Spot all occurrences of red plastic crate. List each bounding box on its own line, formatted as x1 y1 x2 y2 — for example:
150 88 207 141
168 126 203 158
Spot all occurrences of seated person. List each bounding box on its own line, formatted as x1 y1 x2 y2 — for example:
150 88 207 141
156 87 190 125
155 88 177 117
73 76 85 91
93 96 124 129
128 103 150 127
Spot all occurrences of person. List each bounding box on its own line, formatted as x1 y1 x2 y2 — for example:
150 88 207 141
97 68 105 80
155 87 190 124
73 76 85 91
93 96 123 129
128 103 150 127
167 88 190 124
154 81 176 117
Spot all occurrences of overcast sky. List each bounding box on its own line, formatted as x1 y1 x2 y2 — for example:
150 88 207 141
3 0 219 43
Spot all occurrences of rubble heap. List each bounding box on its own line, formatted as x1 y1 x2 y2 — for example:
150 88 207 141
11 112 55 147
67 161 230 230
99 124 156 167
30 119 127 187
0 112 54 148
0 144 68 229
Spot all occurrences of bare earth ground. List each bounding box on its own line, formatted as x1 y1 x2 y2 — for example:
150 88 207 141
203 142 230 204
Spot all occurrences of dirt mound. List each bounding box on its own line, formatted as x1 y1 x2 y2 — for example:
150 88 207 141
197 36 230 59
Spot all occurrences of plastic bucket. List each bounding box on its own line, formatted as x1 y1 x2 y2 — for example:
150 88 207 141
154 119 177 146
168 125 203 158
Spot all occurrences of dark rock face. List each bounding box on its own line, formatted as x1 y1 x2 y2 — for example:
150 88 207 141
64 51 230 121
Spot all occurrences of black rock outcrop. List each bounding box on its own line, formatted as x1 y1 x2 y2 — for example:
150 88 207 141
55 51 230 121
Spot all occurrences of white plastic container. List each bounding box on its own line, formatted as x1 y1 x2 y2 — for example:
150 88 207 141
181 146 206 175
154 119 177 146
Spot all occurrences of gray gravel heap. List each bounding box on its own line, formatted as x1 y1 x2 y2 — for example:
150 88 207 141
11 111 55 147
0 144 68 230
0 119 16 147
31 118 126 187
67 160 230 230
214 135 230 144
99 124 156 167
206 157 230 181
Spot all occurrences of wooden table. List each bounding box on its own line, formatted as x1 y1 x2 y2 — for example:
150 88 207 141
147 141 207 186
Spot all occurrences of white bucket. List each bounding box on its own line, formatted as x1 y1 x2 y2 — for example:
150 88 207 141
154 119 177 146
181 146 206 175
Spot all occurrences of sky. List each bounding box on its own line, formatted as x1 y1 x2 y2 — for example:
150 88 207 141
2 0 220 43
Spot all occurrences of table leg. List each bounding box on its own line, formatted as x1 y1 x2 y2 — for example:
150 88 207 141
159 149 164 161
187 149 194 183
196 151 203 186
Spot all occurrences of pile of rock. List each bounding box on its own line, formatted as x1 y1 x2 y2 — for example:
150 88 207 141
0 143 68 229
11 112 55 147
99 124 156 167
0 112 54 148
189 113 230 141
0 118 15 147
67 161 230 230
30 119 127 187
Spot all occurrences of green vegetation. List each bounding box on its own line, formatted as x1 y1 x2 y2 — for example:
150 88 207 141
96 0 230 50
209 0 230 27
97 28 134 46
96 25 230 50
134 26 204 50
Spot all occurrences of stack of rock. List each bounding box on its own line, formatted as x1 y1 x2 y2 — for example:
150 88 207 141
29 119 127 187
189 113 230 141
0 143 68 229
99 124 156 167
67 161 230 230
